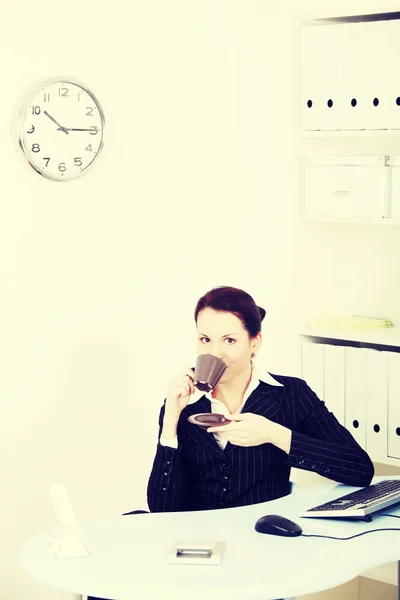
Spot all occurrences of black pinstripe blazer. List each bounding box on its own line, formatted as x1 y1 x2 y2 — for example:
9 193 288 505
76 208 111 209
147 373 374 513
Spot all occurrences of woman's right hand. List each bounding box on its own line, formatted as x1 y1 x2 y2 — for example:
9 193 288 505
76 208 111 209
165 367 196 418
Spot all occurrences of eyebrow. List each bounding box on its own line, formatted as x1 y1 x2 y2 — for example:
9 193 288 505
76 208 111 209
198 333 238 338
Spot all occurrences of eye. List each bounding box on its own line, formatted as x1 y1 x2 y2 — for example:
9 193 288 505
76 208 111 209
199 337 236 344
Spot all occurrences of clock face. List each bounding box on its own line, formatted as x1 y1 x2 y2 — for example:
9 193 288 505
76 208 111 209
18 78 105 181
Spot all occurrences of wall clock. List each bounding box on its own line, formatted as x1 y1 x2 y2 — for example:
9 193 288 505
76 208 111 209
17 78 105 181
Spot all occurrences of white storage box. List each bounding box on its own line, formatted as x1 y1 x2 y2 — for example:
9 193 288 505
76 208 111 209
302 156 389 219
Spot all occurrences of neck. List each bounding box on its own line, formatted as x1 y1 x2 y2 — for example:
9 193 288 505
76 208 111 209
211 363 253 411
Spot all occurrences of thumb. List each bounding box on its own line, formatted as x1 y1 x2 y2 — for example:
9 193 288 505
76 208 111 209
224 412 244 420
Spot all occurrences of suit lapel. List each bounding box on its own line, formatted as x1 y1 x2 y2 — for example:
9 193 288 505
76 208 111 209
224 386 283 454
243 386 282 419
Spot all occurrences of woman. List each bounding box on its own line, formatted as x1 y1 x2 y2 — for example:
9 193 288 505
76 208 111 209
147 285 374 512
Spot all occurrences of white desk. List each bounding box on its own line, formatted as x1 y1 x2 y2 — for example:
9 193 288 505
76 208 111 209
21 477 400 600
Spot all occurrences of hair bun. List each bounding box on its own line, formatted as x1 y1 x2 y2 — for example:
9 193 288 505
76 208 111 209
258 306 266 321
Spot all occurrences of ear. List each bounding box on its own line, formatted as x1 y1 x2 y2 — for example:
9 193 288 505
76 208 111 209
251 333 262 354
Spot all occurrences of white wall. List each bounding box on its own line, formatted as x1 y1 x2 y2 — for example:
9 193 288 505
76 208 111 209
1 2 296 598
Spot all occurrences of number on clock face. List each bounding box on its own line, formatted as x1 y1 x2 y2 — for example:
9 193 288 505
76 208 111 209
18 79 105 181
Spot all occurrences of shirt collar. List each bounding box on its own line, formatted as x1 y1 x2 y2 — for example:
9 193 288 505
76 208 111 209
189 364 283 405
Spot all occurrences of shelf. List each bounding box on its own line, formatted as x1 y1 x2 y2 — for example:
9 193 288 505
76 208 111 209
302 12 400 26
299 129 400 138
298 215 400 226
296 5 400 26
373 456 400 467
299 327 400 348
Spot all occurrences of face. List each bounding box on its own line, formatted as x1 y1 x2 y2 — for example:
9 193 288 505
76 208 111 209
196 308 262 383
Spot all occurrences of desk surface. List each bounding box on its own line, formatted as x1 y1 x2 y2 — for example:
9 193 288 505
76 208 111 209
21 477 400 600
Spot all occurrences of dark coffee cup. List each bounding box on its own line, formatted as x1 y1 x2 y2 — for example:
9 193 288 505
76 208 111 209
194 354 227 392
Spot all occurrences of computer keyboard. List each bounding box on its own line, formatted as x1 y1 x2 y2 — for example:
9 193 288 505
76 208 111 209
299 479 400 520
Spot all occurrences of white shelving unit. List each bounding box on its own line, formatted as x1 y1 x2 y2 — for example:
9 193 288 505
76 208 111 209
295 8 400 595
296 9 400 225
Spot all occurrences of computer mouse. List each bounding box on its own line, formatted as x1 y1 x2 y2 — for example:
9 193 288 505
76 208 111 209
254 514 303 537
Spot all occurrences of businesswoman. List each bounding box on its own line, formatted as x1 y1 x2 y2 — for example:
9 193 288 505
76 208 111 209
89 286 374 600
147 285 374 512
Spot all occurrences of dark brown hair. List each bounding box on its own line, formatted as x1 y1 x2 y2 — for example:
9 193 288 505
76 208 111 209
194 286 266 339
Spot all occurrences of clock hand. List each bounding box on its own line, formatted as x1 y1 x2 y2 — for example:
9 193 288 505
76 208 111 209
44 111 69 134
57 128 100 132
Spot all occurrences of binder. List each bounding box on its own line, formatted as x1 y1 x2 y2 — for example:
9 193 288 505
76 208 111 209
386 20 400 130
299 24 343 131
301 341 324 399
323 344 345 425
345 347 367 450
365 349 388 462
387 352 400 460
342 21 390 130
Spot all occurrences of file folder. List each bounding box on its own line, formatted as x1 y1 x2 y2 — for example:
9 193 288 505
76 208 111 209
301 341 324 399
323 344 345 425
345 347 367 450
342 21 390 130
387 352 400 460
365 349 388 462
386 20 400 130
299 24 343 131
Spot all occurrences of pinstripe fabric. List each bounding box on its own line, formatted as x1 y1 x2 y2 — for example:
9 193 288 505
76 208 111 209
147 374 374 513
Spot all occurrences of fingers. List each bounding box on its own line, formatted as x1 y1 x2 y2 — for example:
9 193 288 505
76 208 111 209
207 417 243 432
186 367 196 394
224 413 246 420
218 414 242 422
208 423 234 433
179 372 195 396
185 367 195 380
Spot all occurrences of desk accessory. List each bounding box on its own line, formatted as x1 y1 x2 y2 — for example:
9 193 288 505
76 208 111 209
48 482 90 559
167 540 226 565
17 77 105 181
48 524 90 559
254 514 303 536
299 479 400 520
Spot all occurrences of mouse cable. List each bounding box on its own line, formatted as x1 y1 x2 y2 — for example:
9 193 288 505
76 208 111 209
301 528 400 541
301 514 400 541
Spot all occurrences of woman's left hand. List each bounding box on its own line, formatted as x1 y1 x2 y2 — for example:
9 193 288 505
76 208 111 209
207 413 292 452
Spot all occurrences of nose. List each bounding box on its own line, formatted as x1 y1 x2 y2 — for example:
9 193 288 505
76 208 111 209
208 346 224 360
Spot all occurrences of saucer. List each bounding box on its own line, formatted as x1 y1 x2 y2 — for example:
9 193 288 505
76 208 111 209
188 413 230 429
